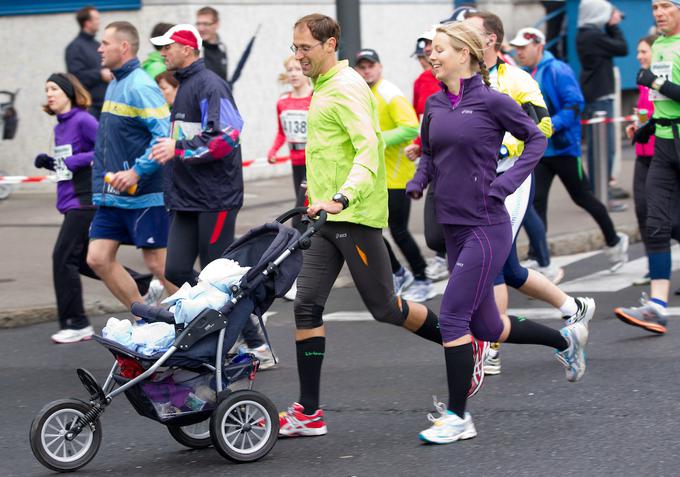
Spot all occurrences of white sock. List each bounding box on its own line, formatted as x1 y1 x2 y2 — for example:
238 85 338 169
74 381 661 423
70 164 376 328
559 297 578 316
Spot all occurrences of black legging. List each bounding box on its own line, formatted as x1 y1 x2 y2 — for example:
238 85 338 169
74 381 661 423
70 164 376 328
165 210 239 287
634 155 680 248
534 155 619 247
644 138 680 253
424 183 447 257
386 189 427 279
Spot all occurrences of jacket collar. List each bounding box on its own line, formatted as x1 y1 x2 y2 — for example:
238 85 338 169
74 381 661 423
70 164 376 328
439 73 483 94
314 60 348 89
174 58 206 81
78 30 96 41
56 108 81 123
112 58 140 81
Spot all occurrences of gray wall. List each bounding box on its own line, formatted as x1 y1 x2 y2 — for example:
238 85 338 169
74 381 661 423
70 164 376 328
0 0 546 178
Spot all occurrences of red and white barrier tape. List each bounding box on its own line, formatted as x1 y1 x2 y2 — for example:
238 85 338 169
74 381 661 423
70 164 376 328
580 114 636 126
0 175 57 185
0 156 292 185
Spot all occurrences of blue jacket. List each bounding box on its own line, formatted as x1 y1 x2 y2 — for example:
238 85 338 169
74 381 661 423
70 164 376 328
92 58 170 209
527 51 584 158
166 58 244 211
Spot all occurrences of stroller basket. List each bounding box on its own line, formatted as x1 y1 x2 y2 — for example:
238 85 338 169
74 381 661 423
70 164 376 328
98 337 258 425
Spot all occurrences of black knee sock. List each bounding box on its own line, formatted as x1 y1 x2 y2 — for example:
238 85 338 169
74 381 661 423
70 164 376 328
445 343 473 418
296 337 325 414
505 315 568 351
413 307 442 344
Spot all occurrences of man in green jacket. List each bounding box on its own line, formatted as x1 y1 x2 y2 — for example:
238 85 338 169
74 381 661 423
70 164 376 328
142 23 172 79
278 13 444 438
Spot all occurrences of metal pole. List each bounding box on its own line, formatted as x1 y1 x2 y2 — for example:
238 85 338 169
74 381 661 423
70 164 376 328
336 0 361 65
593 110 609 206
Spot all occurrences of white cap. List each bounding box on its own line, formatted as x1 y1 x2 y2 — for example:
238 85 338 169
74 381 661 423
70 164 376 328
418 24 440 42
509 27 546 47
150 24 202 50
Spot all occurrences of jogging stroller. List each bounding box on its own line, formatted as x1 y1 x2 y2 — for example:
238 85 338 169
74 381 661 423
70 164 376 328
29 208 326 472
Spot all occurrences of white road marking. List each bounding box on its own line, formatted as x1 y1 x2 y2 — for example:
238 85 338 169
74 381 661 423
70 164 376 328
560 245 680 293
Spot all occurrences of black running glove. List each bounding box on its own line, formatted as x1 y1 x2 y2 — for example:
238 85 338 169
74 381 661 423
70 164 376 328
34 153 55 170
636 68 657 88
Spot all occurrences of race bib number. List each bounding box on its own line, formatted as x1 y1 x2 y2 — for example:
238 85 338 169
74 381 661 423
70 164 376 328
280 109 308 144
53 144 73 182
650 61 672 101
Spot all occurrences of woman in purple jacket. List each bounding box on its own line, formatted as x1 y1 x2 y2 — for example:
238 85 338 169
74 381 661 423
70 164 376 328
406 23 590 444
35 74 99 343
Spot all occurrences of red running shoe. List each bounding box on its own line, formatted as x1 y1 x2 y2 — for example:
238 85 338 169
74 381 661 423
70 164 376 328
278 402 328 437
468 339 489 398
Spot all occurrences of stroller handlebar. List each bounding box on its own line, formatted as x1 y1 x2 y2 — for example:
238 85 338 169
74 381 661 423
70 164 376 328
130 302 175 324
275 207 327 232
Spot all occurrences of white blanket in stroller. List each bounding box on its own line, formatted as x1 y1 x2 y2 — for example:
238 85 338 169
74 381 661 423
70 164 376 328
102 259 251 356
162 258 251 325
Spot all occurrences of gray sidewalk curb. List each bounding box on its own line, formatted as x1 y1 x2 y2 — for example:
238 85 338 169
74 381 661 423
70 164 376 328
1 222 640 330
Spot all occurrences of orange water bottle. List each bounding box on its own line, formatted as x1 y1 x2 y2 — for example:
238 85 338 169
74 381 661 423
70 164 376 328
105 172 138 195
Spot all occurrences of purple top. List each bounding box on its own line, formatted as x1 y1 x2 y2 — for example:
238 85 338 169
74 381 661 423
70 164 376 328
53 108 98 213
407 74 546 226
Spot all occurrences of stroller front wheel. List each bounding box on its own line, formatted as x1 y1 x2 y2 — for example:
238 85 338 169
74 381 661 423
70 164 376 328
210 390 278 463
167 418 212 449
29 399 103 472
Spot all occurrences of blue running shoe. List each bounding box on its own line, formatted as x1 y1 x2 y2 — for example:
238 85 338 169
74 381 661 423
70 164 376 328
393 268 414 295
555 323 588 382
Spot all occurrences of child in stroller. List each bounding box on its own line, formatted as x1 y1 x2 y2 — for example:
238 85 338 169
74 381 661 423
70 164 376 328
29 208 325 472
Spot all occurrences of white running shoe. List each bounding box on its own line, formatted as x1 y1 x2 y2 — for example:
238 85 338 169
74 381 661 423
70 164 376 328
246 344 278 370
535 264 564 285
418 398 477 444
401 279 436 302
51 326 94 344
284 279 297 301
604 232 629 272
555 323 588 382
393 268 414 295
565 297 596 327
520 258 539 269
425 256 449 281
483 344 501 375
143 279 164 306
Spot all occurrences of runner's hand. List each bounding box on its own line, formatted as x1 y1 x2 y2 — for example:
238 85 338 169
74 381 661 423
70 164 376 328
625 124 636 140
150 138 177 164
307 200 343 217
108 169 139 192
267 155 277 164
406 180 423 200
405 143 421 161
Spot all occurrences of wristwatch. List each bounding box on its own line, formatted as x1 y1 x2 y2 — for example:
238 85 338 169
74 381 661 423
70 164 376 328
332 193 349 210
652 77 666 91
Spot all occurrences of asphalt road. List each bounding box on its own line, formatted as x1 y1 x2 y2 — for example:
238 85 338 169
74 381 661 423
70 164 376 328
4 242 680 477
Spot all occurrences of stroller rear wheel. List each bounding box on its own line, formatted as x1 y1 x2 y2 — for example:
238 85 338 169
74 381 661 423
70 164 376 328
167 418 212 449
210 390 278 463
29 399 102 472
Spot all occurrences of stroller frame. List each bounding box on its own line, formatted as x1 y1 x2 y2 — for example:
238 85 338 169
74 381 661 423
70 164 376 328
29 207 326 471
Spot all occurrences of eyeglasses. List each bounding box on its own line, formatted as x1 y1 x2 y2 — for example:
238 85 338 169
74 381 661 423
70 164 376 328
196 21 215 27
523 31 542 44
290 41 323 54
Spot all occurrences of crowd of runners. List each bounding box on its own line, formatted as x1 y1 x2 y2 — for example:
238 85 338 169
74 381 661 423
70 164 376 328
36 0 680 444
